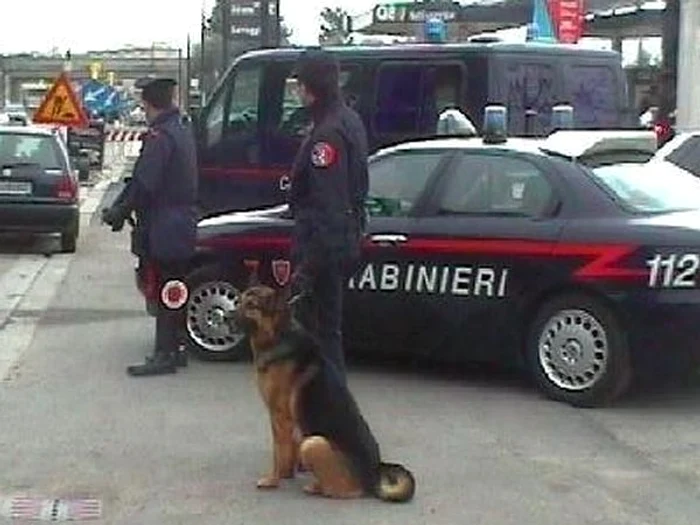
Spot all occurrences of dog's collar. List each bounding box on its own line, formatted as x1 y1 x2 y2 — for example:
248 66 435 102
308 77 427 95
255 338 298 372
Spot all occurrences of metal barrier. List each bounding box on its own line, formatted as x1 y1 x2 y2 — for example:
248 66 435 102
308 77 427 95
102 126 146 175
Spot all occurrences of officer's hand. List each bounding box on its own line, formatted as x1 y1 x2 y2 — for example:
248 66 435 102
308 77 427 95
101 207 126 232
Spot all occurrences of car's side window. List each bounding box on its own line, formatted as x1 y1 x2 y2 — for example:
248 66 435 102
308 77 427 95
367 150 446 217
437 153 554 217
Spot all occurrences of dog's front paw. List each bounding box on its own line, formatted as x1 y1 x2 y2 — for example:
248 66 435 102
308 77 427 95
303 481 322 496
257 476 280 489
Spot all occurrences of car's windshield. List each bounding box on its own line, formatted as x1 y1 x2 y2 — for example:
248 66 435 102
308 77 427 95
590 163 700 213
0 133 62 169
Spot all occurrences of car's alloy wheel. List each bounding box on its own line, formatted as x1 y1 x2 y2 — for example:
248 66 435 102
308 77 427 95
184 265 250 361
538 309 609 392
527 294 632 408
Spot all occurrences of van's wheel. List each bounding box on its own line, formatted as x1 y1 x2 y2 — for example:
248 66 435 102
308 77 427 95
184 264 250 362
526 293 632 408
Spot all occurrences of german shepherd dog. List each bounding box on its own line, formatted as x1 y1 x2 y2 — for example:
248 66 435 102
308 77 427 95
232 284 415 502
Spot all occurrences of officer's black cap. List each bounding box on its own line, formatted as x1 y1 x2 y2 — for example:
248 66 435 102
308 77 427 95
293 48 340 100
135 76 177 106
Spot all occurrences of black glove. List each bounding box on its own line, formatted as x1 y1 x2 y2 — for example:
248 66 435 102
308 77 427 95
100 206 127 232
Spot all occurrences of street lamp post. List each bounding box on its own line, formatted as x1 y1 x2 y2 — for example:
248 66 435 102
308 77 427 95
200 8 207 98
260 0 271 48
186 34 192 113
177 47 183 107
222 0 231 72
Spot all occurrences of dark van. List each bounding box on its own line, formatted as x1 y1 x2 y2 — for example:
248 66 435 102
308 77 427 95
195 41 632 217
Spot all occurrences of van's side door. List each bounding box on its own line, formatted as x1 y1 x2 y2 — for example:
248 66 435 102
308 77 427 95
197 57 266 212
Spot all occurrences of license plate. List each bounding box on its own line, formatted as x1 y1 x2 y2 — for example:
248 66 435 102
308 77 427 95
0 181 32 195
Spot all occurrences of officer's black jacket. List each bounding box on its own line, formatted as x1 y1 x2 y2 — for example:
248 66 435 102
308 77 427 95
288 98 369 268
112 108 198 262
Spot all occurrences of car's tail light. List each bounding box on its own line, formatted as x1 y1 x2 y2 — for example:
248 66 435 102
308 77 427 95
54 172 78 201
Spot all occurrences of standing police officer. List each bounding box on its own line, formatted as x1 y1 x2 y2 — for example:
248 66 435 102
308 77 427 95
288 49 369 380
101 77 199 377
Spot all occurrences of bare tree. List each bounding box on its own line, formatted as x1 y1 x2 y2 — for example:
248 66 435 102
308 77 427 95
319 7 351 45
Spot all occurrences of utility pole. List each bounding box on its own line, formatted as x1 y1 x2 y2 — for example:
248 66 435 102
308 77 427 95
177 47 183 107
186 34 192 114
222 0 232 72
274 0 281 46
260 0 271 48
200 7 207 99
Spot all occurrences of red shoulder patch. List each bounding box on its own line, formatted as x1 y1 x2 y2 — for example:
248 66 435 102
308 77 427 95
311 141 338 168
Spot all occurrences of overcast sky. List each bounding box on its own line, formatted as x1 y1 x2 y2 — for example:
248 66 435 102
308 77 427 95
0 0 378 54
1 0 658 64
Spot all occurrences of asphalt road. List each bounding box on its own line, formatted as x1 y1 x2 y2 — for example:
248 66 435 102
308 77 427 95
3 167 700 524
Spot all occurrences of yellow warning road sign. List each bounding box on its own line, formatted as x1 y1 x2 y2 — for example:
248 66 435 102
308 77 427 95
32 72 89 128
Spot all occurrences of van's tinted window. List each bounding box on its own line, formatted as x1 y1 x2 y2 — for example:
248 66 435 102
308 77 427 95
375 64 423 135
565 65 618 128
227 65 261 134
374 63 462 139
203 61 262 150
276 66 361 137
503 61 556 135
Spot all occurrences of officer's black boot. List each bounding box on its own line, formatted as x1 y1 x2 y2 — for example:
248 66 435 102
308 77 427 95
126 314 178 377
126 351 177 377
174 344 188 368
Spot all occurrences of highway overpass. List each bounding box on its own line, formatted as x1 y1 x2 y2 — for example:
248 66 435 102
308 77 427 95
0 48 184 107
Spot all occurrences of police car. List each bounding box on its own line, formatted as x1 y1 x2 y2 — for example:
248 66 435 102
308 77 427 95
146 105 700 408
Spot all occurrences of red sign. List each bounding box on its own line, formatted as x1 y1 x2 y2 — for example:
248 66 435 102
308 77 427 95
548 0 585 44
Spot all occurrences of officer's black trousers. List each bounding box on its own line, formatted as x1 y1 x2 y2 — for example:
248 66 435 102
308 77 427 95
154 260 189 358
292 257 356 381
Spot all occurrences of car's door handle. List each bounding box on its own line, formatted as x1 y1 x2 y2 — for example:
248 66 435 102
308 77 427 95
369 234 408 245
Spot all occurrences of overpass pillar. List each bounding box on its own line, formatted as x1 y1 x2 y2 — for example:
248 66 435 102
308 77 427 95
2 74 10 105
676 0 700 130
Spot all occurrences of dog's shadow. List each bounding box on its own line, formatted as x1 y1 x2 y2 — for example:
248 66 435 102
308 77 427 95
345 352 531 396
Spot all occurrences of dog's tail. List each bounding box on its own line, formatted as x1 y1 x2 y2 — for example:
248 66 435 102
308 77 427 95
374 462 416 503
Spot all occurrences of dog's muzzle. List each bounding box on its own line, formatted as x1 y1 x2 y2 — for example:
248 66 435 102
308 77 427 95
229 309 256 334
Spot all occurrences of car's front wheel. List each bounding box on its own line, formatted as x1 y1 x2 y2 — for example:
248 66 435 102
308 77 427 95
527 293 632 408
184 264 250 362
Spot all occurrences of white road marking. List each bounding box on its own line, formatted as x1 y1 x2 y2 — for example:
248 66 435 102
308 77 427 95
0 170 122 381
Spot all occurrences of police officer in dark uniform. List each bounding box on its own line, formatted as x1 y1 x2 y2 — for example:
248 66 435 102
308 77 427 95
288 49 369 380
101 76 199 377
